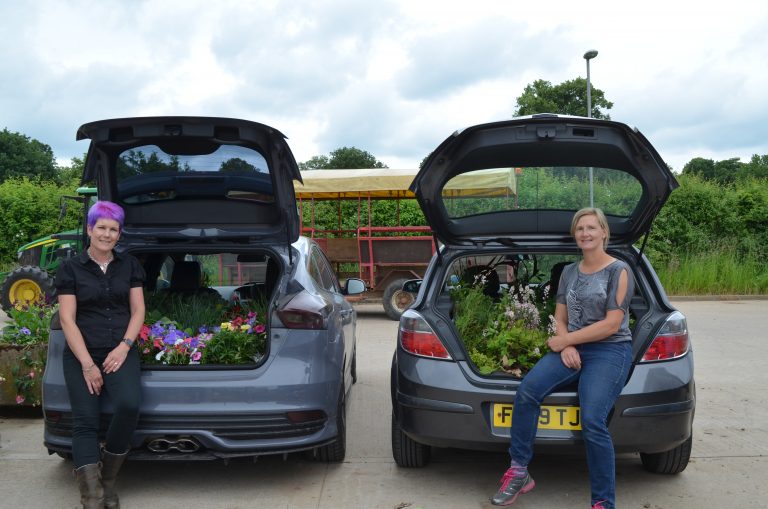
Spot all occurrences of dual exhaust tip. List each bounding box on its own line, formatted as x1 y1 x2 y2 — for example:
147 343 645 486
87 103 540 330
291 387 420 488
146 437 201 453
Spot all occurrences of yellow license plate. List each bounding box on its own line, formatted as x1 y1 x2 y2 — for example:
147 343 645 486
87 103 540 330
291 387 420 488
492 403 581 430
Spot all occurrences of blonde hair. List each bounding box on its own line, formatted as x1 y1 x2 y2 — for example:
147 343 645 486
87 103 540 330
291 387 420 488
571 207 610 249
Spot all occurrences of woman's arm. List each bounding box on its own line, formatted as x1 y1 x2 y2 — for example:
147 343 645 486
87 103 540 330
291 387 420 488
548 268 629 351
59 294 103 395
102 286 145 374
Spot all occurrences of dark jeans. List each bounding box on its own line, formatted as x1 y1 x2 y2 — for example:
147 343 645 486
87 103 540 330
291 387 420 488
508 341 632 509
63 347 141 468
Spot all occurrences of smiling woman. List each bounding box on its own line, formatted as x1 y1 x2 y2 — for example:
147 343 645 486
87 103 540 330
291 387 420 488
55 200 146 508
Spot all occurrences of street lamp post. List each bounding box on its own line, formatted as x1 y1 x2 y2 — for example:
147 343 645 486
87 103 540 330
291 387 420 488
584 49 598 207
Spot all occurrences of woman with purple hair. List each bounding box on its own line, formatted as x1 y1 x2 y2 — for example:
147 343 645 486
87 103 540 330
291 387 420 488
55 200 145 508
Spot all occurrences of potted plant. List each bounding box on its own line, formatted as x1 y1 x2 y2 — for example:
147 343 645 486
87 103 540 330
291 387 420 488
0 301 56 406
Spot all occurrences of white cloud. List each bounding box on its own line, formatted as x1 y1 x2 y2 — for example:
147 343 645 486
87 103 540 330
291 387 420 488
1 0 767 173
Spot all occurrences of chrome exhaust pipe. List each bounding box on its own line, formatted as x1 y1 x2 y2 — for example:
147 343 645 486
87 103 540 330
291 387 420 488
146 437 201 453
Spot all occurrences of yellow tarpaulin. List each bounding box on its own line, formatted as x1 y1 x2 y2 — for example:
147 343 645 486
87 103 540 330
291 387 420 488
294 168 516 200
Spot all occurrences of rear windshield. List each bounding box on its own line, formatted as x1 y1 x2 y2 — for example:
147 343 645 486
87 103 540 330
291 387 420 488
441 166 641 219
115 144 273 205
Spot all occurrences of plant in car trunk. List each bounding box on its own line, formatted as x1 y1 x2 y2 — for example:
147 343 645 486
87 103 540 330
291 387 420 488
137 300 267 366
143 290 228 334
452 277 556 377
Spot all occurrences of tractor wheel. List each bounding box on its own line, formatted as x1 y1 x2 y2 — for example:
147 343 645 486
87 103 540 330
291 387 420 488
0 266 55 311
382 278 415 321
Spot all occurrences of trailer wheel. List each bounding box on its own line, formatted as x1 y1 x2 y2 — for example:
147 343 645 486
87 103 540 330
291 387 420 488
383 278 415 321
1 266 55 311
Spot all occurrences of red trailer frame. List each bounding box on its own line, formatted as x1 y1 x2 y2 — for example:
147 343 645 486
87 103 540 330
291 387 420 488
296 169 435 319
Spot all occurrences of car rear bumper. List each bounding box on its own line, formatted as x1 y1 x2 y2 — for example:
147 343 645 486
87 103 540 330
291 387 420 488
392 349 695 454
43 327 346 460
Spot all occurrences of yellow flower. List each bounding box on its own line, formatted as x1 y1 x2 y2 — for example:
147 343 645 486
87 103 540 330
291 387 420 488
240 325 250 332
220 322 232 331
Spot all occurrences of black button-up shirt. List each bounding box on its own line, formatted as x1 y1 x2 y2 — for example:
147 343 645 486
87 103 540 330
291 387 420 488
54 250 146 350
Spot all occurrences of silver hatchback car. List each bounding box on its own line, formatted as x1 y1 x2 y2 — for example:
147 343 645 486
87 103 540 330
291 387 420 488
391 115 695 474
43 117 365 462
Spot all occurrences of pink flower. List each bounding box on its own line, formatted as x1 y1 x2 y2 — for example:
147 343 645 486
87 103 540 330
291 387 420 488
16 394 26 404
254 324 265 334
191 351 202 362
29 371 35 379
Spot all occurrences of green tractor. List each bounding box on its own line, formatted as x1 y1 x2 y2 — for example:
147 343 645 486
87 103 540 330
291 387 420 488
0 188 95 311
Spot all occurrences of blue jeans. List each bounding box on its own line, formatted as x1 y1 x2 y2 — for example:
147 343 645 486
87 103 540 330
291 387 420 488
63 347 141 468
508 341 632 509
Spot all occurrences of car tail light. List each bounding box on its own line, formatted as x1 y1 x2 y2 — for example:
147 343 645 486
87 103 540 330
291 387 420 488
641 311 690 362
276 292 329 330
399 309 452 360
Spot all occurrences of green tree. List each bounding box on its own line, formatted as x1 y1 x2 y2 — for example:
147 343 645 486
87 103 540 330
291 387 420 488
0 128 57 182
682 156 744 185
741 154 768 180
300 147 387 170
513 78 613 119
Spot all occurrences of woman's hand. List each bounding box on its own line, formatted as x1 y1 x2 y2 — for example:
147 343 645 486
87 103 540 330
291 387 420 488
102 344 129 374
560 346 582 370
547 333 570 353
82 364 104 395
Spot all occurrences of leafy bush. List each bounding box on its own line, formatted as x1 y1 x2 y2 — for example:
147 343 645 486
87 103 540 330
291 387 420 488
452 271 555 377
1 301 57 346
0 178 82 264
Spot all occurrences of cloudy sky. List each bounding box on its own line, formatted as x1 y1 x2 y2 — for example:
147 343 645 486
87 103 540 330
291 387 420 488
1 0 767 172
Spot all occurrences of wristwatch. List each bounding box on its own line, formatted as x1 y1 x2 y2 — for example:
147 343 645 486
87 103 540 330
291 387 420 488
122 338 134 347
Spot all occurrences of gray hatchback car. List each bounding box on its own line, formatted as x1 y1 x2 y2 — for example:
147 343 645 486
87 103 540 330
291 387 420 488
43 117 365 462
391 115 695 474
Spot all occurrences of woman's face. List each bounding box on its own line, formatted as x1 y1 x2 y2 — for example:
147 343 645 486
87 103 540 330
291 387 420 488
87 218 121 252
574 214 606 252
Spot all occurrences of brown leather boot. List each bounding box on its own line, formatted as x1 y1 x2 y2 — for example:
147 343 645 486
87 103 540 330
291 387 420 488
100 448 129 509
74 463 105 509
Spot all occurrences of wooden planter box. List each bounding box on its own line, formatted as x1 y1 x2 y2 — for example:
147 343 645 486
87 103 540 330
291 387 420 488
0 343 47 406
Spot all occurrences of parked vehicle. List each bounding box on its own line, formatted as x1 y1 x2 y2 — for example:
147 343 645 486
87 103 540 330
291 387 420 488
42 117 365 462
0 188 95 311
391 114 695 474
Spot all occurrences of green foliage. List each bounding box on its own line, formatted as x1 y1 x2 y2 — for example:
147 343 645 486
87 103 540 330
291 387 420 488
513 78 613 119
0 128 57 182
644 174 767 265
10 347 45 406
1 301 54 406
1 301 57 346
0 177 83 264
200 327 265 365
654 245 768 295
682 154 768 184
144 290 228 334
452 274 554 377
299 146 387 170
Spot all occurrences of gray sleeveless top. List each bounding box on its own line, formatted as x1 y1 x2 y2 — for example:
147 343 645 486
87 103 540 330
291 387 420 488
555 259 634 343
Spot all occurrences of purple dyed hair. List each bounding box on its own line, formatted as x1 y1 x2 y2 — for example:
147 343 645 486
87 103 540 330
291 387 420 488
87 201 125 230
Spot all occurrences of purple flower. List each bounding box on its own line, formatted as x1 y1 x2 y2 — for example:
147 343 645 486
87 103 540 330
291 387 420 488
163 329 186 345
20 327 31 335
150 323 166 337
198 326 208 334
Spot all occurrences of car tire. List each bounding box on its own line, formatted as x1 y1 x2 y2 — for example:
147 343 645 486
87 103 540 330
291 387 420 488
391 413 431 467
382 278 415 321
0 266 55 311
315 386 346 462
640 434 692 474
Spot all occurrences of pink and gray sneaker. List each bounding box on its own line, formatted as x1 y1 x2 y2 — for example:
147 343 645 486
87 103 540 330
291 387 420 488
490 465 535 506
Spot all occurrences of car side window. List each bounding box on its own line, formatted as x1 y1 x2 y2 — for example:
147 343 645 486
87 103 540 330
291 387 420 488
309 247 339 293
